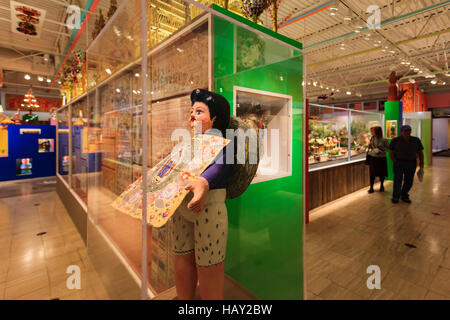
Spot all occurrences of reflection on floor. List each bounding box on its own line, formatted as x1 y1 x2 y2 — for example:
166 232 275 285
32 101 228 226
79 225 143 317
0 178 109 300
306 157 450 300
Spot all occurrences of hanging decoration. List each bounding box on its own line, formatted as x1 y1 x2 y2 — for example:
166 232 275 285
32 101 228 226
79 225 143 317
266 0 282 32
92 9 106 40
107 0 118 20
22 88 39 111
60 50 85 91
279 6 298 27
241 0 271 23
10 1 46 38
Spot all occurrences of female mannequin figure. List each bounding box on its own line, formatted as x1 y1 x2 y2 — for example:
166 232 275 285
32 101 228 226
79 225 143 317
172 89 231 300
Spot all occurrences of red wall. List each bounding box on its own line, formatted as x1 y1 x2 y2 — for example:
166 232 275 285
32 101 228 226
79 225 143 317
427 92 450 109
401 83 427 112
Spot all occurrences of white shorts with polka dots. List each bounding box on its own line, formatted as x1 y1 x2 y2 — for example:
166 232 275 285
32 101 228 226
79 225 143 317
172 189 228 267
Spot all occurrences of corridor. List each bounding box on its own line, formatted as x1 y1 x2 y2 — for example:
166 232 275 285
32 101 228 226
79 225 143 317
306 157 450 299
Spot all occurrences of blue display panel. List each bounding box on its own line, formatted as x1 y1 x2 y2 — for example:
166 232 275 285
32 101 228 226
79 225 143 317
0 125 56 181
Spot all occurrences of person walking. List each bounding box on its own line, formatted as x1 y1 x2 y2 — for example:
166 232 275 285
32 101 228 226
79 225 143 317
367 126 390 193
389 125 424 203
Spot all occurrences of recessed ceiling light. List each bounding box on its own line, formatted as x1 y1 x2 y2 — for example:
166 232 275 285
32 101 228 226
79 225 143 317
135 73 140 77
106 69 112 75
38 76 44 81
46 79 51 83
116 88 121 93
346 91 352 95
24 74 31 80
431 80 437 84
442 82 446 85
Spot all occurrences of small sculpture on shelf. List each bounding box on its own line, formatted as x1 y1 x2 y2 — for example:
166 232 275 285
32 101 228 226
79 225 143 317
13 108 21 124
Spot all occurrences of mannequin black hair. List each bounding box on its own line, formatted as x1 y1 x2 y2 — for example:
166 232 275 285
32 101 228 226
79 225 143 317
191 89 230 136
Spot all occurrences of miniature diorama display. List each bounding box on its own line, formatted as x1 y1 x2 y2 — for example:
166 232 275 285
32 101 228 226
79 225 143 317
308 115 349 165
16 158 32 176
308 106 381 167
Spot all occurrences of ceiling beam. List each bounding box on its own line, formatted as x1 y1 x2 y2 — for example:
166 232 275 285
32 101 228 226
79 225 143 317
307 28 450 68
304 0 450 50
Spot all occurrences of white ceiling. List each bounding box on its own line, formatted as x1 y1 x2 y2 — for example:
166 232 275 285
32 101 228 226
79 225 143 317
259 0 450 103
0 0 449 101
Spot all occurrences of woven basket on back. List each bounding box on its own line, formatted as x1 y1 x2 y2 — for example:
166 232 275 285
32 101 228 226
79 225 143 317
226 116 260 199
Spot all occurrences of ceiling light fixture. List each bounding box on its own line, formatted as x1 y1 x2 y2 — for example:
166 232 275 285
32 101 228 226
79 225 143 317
106 69 112 75
38 76 44 82
329 1 338 16
344 8 352 23
46 79 51 83
346 91 352 95
430 80 437 84
24 74 31 80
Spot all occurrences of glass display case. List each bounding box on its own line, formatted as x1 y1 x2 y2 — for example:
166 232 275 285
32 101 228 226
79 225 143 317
71 97 89 203
234 87 292 182
57 107 70 182
56 0 304 300
308 103 383 170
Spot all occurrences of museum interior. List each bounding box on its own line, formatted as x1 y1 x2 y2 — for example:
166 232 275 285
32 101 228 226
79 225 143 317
0 0 449 300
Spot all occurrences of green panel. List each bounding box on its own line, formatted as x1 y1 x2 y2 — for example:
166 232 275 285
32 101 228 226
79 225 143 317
212 4 303 51
214 16 303 300
421 119 431 165
384 101 402 181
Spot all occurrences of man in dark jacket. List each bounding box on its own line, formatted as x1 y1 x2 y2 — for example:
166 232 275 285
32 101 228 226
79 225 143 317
389 125 424 203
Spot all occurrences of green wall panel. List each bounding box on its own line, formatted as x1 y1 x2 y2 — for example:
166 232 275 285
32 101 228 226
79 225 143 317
214 15 303 300
384 101 402 181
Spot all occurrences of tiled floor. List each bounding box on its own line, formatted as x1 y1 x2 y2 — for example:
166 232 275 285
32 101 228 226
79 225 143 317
2 156 449 300
0 178 109 300
305 157 450 300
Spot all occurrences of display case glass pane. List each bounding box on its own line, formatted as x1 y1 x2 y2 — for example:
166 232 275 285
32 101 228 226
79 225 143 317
57 107 70 182
86 0 144 299
349 111 383 161
309 105 349 169
144 9 210 294
71 98 89 203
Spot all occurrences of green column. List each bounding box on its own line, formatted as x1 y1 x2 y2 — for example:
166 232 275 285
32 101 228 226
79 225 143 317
384 101 403 181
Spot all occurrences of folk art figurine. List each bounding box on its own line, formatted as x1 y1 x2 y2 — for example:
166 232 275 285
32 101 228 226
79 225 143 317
388 71 407 102
112 89 260 300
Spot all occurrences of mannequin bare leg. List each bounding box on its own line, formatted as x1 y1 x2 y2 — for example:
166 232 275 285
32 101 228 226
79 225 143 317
197 262 225 300
173 253 197 300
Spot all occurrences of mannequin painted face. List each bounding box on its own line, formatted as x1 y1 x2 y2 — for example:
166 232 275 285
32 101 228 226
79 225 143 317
189 102 216 133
